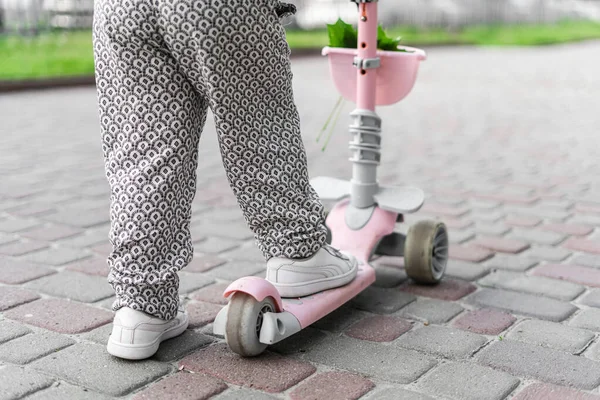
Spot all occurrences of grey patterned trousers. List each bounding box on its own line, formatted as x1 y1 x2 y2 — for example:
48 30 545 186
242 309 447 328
93 0 327 320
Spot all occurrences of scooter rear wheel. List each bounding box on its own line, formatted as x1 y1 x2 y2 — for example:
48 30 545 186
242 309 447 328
404 220 448 284
225 292 275 357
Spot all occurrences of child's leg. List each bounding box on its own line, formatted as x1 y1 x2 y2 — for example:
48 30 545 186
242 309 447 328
157 0 328 260
93 0 208 321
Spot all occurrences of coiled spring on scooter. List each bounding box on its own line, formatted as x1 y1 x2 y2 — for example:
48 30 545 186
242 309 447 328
348 109 382 166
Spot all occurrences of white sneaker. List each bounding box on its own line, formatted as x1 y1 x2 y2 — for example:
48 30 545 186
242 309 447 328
106 307 189 360
266 244 359 298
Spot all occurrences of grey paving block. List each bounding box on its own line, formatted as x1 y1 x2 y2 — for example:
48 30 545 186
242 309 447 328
351 286 416 314
467 288 577 322
485 254 538 272
214 389 278 400
504 206 571 221
195 221 254 241
448 229 475 244
194 237 241 254
25 383 112 400
524 246 571 262
0 321 32 344
271 327 328 355
569 308 600 331
510 228 567 246
445 260 490 281
205 261 265 281
81 323 113 345
21 246 92 266
177 272 215 294
57 229 109 248
0 331 75 364
31 343 171 396
302 335 437 384
26 271 113 303
399 299 464 324
507 320 594 354
44 209 109 228
477 340 600 389
0 366 54 400
579 289 600 307
0 218 41 233
0 232 18 246
312 304 366 333
417 362 519 400
373 265 408 288
396 326 486 359
572 254 600 269
473 222 511 236
221 244 266 263
366 387 434 400
153 330 214 362
478 270 585 301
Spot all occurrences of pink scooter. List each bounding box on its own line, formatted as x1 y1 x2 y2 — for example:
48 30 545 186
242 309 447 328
213 0 449 357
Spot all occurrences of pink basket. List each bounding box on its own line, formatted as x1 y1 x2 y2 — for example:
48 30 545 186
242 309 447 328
322 46 427 106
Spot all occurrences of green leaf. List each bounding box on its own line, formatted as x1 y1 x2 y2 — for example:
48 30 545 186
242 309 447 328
327 18 357 48
377 25 402 51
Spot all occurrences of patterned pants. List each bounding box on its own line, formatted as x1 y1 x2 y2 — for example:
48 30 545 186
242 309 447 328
93 0 327 320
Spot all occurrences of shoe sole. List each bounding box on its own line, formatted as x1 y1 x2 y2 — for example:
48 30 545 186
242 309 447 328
269 260 359 298
106 315 189 360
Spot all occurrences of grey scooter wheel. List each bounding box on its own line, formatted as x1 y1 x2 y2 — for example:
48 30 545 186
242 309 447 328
225 292 275 357
404 220 448 284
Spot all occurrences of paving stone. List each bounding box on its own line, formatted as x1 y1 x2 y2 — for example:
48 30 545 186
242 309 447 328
57 229 109 248
289 371 375 400
177 272 214 294
512 383 600 400
524 246 571 262
132 372 227 400
0 240 50 256
0 331 75 364
0 321 32 344
25 383 112 400
475 193 538 205
372 265 408 288
190 282 230 305
21 246 92 266
470 209 506 223
303 335 436 384
368 388 434 400
503 206 571 221
505 215 542 228
543 223 593 237
0 286 40 311
345 315 412 342
0 232 18 246
351 286 416 314
510 228 567 246
479 270 585 301
471 236 530 254
213 389 277 400
90 242 112 257
400 278 476 301
473 222 511 236
420 203 469 218
0 218 41 233
507 319 594 354
205 261 265 281
153 330 214 362
271 327 328 355
180 343 315 393
0 366 54 400
185 254 227 273
445 260 490 281
194 237 241 254
417 362 519 400
20 224 82 241
569 308 600 331
82 323 113 345
4 299 113 334
31 343 171 396
485 253 538 272
399 299 463 324
44 208 109 228
195 221 254 241
564 238 600 255
222 245 266 263
449 245 494 262
26 271 113 303
572 254 600 269
312 304 366 332
476 340 600 389
467 288 577 322
396 326 486 359
532 264 600 288
65 256 109 276
452 308 516 335
579 289 600 307
187 301 223 328
448 229 475 244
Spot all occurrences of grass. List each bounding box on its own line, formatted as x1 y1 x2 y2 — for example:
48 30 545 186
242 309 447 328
2 20 600 80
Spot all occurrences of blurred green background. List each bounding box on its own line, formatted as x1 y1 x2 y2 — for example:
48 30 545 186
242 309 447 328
2 0 600 81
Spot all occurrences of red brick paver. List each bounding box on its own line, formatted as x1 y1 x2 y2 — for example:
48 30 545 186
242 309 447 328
345 316 412 342
452 308 516 335
471 236 530 254
180 344 316 393
132 372 227 400
532 264 600 288
3 299 112 334
474 193 539 205
420 203 469 218
0 286 40 311
401 279 476 301
20 224 82 241
65 257 109 277
190 283 230 305
563 238 600 255
0 258 56 284
513 383 600 400
543 223 593 237
505 215 542 228
449 245 494 263
187 302 223 328
289 372 375 400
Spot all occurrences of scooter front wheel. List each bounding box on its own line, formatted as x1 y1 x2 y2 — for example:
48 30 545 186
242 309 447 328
225 292 276 357
404 220 448 284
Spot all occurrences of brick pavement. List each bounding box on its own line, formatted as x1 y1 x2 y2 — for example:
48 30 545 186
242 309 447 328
1 41 600 399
